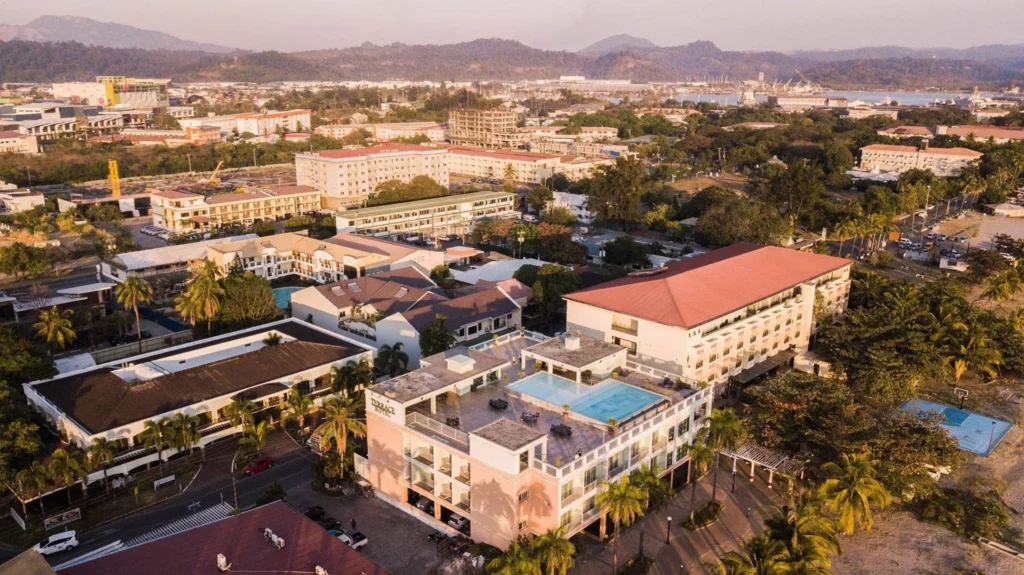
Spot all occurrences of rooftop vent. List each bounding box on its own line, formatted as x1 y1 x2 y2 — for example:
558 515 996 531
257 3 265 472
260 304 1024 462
564 334 581 351
315 567 329 575
446 354 476 374
347 282 361 293
395 287 408 298
330 286 344 296
217 554 231 571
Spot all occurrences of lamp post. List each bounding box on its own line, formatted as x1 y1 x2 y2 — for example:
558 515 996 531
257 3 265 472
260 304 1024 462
666 516 672 544
517 231 525 259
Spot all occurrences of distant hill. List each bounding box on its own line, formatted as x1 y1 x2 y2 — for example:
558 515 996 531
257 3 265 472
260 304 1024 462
0 15 235 53
793 44 1024 64
579 34 658 55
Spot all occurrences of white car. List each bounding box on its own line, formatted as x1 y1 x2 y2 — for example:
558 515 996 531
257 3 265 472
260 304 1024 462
33 530 78 556
338 529 367 550
447 513 469 531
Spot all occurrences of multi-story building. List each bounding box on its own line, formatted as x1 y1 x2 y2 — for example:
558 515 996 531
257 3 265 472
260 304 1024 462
878 124 1024 145
295 144 450 209
636 108 703 124
24 319 373 486
150 185 321 232
363 332 714 549
548 191 594 224
334 190 517 240
53 77 170 108
7 104 123 142
768 95 848 111
859 143 983 177
448 108 522 148
235 109 312 136
447 147 560 185
0 130 39 154
530 140 632 159
517 126 619 143
0 188 44 213
316 122 447 142
564 243 852 392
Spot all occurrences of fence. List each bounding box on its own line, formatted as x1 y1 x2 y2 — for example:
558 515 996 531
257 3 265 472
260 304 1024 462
89 330 194 365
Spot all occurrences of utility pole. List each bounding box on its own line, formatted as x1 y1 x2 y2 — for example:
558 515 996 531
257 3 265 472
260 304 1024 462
186 154 193 174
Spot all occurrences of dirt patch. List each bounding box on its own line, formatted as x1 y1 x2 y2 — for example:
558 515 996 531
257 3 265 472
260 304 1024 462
668 173 748 195
936 213 1024 251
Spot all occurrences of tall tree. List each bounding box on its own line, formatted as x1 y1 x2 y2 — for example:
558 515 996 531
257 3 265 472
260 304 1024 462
220 272 278 327
33 306 76 354
170 412 200 455
49 448 89 505
226 398 256 435
531 264 581 324
419 314 457 357
16 463 53 517
687 438 716 522
712 532 793 575
488 537 541 575
115 276 153 354
87 438 116 494
315 396 366 479
629 465 671 558
139 419 172 470
242 420 271 454
596 476 645 574
281 387 313 430
588 156 647 230
376 342 409 377
707 408 745 506
531 527 575 575
818 454 892 535
762 496 841 573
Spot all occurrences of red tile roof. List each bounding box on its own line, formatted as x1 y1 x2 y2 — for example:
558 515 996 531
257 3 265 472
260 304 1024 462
564 243 849 328
861 144 983 157
446 146 558 163
149 189 200 200
313 143 443 159
945 125 1024 141
0 130 28 138
58 502 388 575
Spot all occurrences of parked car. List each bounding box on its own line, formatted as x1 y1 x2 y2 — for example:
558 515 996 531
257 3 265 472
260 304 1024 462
338 529 367 550
243 456 274 476
316 517 340 531
33 531 78 556
415 498 435 515
447 513 469 531
304 506 325 521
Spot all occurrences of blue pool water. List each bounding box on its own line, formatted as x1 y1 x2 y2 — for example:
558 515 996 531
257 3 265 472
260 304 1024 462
509 372 665 423
273 287 302 309
902 399 1013 456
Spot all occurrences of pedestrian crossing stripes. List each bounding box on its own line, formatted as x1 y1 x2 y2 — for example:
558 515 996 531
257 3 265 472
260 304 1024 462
123 502 234 548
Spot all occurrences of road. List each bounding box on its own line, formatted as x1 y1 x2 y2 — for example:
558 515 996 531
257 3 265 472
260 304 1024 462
49 434 316 567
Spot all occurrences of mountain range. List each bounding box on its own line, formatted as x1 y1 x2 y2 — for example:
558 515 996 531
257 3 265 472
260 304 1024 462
0 16 1022 89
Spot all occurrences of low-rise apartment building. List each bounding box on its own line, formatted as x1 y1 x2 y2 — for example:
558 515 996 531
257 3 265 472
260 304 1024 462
448 108 523 148
150 185 321 232
548 192 594 224
878 124 1024 145
24 319 373 486
295 144 450 209
0 188 44 213
334 190 517 240
0 130 39 154
768 95 849 111
859 143 983 177
564 243 852 392
448 147 560 185
316 122 447 142
530 140 632 159
235 109 312 136
364 332 713 549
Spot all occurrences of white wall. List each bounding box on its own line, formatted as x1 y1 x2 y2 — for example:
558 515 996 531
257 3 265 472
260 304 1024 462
377 315 424 366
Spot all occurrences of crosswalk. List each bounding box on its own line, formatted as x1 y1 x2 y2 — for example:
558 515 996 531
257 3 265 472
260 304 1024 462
123 502 235 548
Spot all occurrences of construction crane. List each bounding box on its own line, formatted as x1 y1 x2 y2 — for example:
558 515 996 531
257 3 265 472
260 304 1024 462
108 159 121 198
208 161 225 186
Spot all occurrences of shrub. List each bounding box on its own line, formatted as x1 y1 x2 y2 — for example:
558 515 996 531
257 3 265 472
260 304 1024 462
617 556 654 575
916 487 1013 541
255 481 287 505
682 500 722 530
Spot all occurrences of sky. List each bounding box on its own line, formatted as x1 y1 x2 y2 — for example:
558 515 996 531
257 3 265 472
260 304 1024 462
4 0 1023 53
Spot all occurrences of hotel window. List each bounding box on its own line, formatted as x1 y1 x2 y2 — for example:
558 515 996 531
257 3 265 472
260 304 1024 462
585 466 597 486
560 511 572 528
750 335 756 343
584 496 596 513
762 329 769 336
609 452 623 471
678 419 690 435
666 452 674 467
561 482 574 500
668 426 675 441
518 491 530 503
676 445 686 460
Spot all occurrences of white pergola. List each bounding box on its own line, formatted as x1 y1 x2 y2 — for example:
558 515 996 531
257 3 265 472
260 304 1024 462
722 442 806 490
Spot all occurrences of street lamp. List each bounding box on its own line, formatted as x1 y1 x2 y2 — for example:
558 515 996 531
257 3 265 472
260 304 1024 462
517 231 526 259
666 516 672 544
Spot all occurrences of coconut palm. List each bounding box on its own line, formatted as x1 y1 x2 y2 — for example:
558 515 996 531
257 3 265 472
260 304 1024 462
946 322 1002 385
503 163 518 185
596 476 645 574
225 397 256 434
16 463 53 517
980 270 1016 307
171 412 201 455
713 532 793 575
33 306 76 353
242 420 271 454
331 361 359 396
530 527 575 575
87 438 117 494
818 454 892 535
376 342 409 376
139 418 172 470
314 396 366 478
49 448 89 505
115 276 153 354
707 408 745 506
763 496 841 573
1008 307 1024 332
487 537 541 575
348 301 363 320
174 291 202 327
262 332 283 346
281 387 314 430
629 465 671 557
834 219 858 258
687 436 716 522
184 260 225 332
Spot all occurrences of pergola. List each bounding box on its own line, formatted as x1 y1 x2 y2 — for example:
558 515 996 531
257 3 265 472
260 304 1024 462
722 442 806 490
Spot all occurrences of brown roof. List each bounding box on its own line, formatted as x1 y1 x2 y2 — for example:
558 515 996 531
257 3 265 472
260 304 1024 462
312 267 441 315
58 501 388 575
0 550 56 575
472 418 546 450
150 189 199 200
880 125 934 136
456 278 532 302
324 233 423 261
861 144 983 157
564 243 849 329
32 323 365 434
397 287 519 333
945 125 1024 141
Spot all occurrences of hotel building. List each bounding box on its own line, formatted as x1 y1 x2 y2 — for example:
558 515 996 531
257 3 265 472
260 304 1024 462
334 190 517 240
295 144 450 209
859 143 982 177
363 332 713 549
447 147 561 185
564 243 852 392
448 108 523 148
316 122 447 142
150 185 321 232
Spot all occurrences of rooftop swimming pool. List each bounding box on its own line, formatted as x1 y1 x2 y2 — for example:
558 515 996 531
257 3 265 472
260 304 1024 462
273 287 302 309
902 399 1013 456
508 372 666 424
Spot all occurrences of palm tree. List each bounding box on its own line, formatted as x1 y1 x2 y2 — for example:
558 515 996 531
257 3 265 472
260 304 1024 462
946 322 1002 385
87 438 116 494
314 396 366 478
487 537 541 575
34 306 76 354
713 532 793 575
139 419 172 470
708 408 745 506
281 387 314 430
1007 307 1024 331
686 438 716 522
115 276 153 354
185 260 225 332
596 476 645 574
763 496 841 573
818 454 892 535
348 301 363 321
242 420 271 454
174 291 202 327
531 527 575 575
503 163 518 186
225 397 256 434
16 463 53 517
981 271 1015 307
629 465 671 558
376 342 409 377
49 448 89 505
331 361 358 396
834 219 857 258
262 332 283 346
171 412 200 455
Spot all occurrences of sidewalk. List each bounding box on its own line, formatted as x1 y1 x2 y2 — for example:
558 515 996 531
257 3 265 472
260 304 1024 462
573 461 784 575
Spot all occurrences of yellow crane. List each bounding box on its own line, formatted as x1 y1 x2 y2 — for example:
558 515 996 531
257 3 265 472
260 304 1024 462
208 161 225 186
108 159 121 198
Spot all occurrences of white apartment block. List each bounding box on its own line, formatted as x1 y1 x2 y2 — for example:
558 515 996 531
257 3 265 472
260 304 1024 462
334 190 517 240
295 144 450 209
0 189 45 214
859 144 982 177
0 130 40 154
364 332 713 549
150 185 321 232
447 147 560 185
564 244 852 392
316 122 447 142
235 110 311 136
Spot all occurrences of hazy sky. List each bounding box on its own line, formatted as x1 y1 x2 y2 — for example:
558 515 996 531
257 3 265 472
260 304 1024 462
5 0 1023 53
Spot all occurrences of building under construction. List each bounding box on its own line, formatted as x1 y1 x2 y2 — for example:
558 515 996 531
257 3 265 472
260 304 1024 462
447 108 522 148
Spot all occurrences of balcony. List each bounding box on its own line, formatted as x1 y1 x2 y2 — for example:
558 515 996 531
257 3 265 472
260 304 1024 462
455 498 471 513
413 451 435 466
438 489 453 503
454 468 471 485
651 437 668 453
607 464 625 479
438 460 452 476
561 487 583 506
611 322 639 336
413 478 434 492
